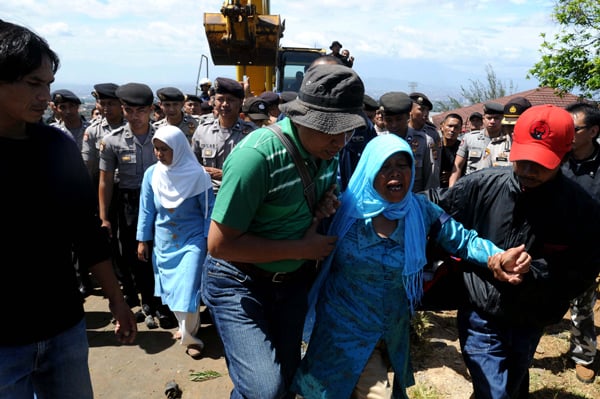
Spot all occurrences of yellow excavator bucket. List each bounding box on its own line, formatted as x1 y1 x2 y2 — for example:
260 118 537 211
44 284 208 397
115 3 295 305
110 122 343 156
204 3 282 66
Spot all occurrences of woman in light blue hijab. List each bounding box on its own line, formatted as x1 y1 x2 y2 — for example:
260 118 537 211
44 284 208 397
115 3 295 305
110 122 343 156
293 134 529 399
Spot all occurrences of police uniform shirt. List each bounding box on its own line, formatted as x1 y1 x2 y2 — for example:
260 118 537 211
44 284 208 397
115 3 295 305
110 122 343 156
480 134 512 169
51 118 91 151
190 117 257 191
455 129 492 175
82 117 127 179
99 123 157 190
415 124 442 189
152 112 201 142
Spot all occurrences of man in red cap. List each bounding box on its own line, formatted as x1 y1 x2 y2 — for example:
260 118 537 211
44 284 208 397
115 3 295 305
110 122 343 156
428 105 600 399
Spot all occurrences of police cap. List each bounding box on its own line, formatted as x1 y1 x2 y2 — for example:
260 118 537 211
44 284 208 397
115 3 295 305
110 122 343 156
483 102 504 115
469 111 483 121
502 97 532 125
363 94 379 111
185 94 202 103
242 97 269 120
91 83 119 100
259 91 280 106
116 83 154 106
379 92 412 115
157 87 185 102
200 101 213 112
409 92 433 110
214 77 244 99
52 89 81 105
279 91 297 104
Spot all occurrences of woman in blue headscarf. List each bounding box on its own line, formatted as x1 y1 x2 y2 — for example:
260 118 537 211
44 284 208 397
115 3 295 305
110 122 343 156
292 134 529 399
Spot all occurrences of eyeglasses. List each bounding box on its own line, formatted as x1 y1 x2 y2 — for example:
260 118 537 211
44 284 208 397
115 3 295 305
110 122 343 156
574 125 589 132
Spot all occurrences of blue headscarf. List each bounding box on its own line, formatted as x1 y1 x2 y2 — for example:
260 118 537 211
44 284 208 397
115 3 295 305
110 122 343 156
304 134 427 342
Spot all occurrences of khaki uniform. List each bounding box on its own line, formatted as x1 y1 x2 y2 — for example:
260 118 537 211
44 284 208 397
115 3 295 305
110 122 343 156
191 118 257 193
99 123 157 190
82 117 126 181
480 134 512 169
455 129 492 175
152 112 201 143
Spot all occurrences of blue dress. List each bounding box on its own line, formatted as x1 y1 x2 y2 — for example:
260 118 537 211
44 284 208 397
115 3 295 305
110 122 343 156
137 164 215 313
293 195 501 399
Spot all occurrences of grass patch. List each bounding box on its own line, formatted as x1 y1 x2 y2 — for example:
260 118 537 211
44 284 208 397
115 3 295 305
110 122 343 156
189 370 222 382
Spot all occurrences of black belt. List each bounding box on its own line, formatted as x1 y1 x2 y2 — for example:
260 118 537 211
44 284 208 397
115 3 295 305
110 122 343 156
230 261 312 283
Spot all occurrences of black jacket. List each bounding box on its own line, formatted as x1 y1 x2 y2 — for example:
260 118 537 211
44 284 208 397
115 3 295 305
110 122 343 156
432 167 600 328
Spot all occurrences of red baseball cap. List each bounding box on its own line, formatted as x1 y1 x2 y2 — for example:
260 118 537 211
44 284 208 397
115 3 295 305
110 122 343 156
509 105 574 169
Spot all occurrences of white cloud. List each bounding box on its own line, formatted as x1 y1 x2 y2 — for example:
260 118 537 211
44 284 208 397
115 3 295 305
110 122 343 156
0 0 561 93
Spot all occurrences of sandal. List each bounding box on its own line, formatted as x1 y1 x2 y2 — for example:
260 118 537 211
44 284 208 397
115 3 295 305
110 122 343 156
185 343 204 360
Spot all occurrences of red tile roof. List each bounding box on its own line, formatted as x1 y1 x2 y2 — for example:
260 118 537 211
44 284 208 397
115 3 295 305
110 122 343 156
432 86 588 131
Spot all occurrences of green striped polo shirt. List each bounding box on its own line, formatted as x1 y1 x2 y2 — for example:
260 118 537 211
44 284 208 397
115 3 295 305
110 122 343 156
211 117 338 272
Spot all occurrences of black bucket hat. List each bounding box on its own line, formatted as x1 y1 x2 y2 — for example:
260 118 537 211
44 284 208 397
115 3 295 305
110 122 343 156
278 64 366 135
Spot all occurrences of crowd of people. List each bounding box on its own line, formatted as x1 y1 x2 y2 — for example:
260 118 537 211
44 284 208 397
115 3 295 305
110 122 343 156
2 18 599 399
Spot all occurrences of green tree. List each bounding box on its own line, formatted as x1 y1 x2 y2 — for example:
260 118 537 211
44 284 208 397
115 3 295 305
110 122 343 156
434 64 516 111
528 0 600 99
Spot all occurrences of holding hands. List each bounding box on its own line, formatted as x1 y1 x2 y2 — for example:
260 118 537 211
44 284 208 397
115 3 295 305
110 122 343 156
488 244 531 285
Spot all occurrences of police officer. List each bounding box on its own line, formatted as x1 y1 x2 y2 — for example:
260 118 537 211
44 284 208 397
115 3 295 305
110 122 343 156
153 86 201 143
191 77 257 194
184 93 203 116
379 91 436 192
409 92 441 188
449 101 504 187
81 82 129 299
50 89 90 150
480 97 532 169
258 90 281 124
337 94 378 191
468 111 484 132
241 96 270 127
99 82 175 328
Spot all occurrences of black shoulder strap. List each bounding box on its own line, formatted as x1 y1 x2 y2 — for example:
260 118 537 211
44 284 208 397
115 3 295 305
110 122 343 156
265 124 316 211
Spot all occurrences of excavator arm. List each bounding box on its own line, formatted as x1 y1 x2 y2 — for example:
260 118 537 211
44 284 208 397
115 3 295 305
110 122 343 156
204 1 282 66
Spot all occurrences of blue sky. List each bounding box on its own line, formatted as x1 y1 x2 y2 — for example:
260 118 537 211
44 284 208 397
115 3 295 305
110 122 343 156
2 0 560 100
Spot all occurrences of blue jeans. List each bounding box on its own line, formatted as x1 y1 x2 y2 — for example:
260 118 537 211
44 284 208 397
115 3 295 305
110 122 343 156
0 318 93 399
201 255 310 399
457 307 543 399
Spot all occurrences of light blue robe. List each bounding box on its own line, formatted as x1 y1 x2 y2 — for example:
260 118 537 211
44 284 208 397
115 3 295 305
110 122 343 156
137 164 215 313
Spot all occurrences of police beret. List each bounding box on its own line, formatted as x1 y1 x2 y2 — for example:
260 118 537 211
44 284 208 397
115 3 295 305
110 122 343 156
242 97 269 120
214 77 244 99
52 89 81 105
259 91 280 105
363 94 379 111
116 83 154 106
379 92 412 115
502 97 532 125
330 40 342 50
409 92 433 110
156 87 185 102
200 101 213 112
279 91 297 104
469 111 483 121
91 83 119 99
185 94 202 103
483 102 504 115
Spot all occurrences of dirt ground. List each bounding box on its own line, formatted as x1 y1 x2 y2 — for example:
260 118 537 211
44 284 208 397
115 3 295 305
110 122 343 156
85 292 600 399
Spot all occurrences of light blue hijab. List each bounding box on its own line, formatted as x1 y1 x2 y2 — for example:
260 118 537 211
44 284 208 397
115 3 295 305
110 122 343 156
304 134 427 342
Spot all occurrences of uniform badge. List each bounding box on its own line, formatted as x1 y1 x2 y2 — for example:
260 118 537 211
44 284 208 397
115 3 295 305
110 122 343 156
99 141 105 152
202 148 214 157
